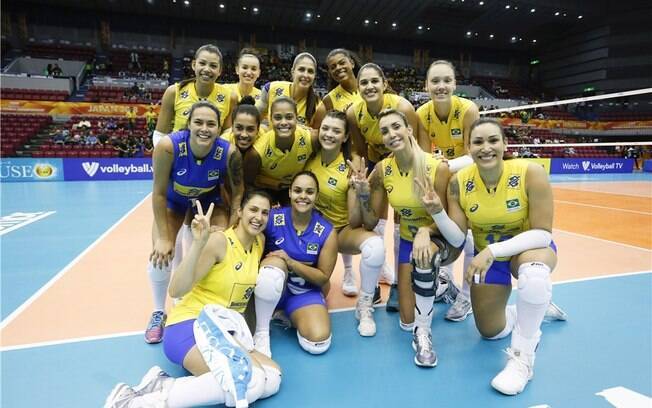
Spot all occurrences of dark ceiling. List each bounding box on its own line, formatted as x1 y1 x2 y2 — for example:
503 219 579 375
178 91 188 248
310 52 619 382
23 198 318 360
5 0 648 51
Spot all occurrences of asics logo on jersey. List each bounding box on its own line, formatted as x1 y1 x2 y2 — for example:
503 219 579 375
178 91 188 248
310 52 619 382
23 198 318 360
470 204 479 212
275 237 285 245
82 161 99 177
234 261 243 271
176 168 187 176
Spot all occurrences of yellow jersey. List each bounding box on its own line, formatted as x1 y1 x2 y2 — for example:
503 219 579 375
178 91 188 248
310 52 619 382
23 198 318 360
382 154 443 241
167 228 264 325
252 126 313 188
457 159 530 261
352 93 401 163
227 83 262 102
266 81 308 126
173 81 233 131
325 84 362 113
416 95 475 159
305 150 350 228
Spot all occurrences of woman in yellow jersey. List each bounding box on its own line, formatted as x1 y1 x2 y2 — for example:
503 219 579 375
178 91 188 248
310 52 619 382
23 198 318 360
251 172 338 357
244 97 318 204
417 59 480 323
106 192 282 408
221 96 262 154
346 63 429 310
420 118 566 394
228 48 262 103
154 44 238 144
356 108 455 368
305 110 385 337
310 48 361 128
145 102 243 345
256 52 319 126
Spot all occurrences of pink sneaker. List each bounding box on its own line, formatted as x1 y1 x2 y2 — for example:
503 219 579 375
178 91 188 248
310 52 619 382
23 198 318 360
144 311 167 344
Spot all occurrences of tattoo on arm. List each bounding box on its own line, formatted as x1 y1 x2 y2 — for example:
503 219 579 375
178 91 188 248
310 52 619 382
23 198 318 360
448 177 460 201
228 151 243 188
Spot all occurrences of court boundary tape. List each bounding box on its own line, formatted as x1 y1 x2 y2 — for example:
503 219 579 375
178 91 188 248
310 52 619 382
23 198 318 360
0 194 152 331
2 269 649 352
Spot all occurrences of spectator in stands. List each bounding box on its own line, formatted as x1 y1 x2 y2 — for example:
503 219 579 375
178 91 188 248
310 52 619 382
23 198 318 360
45 64 54 76
75 119 91 130
106 117 118 130
626 146 641 170
97 130 109 146
51 63 63 76
69 131 84 145
143 136 154 156
564 147 576 157
85 131 99 146
50 126 67 145
125 106 137 131
130 51 141 71
145 106 157 132
114 137 132 157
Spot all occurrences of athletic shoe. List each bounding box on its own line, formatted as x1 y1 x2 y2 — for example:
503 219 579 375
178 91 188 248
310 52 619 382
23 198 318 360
385 284 399 312
445 293 472 322
253 330 272 358
104 383 137 408
373 285 382 305
133 366 172 395
491 348 534 395
378 262 395 284
342 268 358 296
144 311 167 344
355 293 376 337
412 327 437 367
544 302 568 321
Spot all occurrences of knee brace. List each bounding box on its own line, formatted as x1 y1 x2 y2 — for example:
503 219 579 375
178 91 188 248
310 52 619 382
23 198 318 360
360 236 385 268
260 365 282 399
255 265 285 301
297 332 331 355
148 262 171 282
373 218 387 237
517 262 552 305
412 262 437 297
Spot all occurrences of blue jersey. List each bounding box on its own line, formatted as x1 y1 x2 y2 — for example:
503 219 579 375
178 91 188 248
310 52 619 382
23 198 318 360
166 130 230 214
265 206 333 294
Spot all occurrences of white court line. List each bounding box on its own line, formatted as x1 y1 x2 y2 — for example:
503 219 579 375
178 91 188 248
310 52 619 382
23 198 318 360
0 211 56 236
553 228 652 253
554 200 652 215
552 184 652 199
0 194 151 331
3 270 650 352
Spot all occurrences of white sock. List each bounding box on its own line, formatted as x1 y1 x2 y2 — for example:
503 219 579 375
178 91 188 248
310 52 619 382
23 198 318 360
359 236 384 294
413 267 435 329
341 253 353 273
148 262 171 311
166 373 225 407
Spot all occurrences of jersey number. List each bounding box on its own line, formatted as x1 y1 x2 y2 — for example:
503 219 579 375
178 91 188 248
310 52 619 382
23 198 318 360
486 233 513 245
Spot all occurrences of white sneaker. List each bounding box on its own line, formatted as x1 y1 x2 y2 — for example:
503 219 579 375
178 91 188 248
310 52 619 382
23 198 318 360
544 302 568 321
355 293 376 337
412 327 437 367
133 366 172 395
378 262 395 284
445 293 472 322
104 383 137 408
253 330 272 358
491 347 534 395
342 268 358 296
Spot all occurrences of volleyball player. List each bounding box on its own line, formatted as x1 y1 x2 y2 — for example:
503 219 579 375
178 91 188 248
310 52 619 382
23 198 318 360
227 48 262 103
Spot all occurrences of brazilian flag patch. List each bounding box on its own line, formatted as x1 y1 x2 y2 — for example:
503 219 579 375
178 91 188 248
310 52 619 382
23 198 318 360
506 198 521 212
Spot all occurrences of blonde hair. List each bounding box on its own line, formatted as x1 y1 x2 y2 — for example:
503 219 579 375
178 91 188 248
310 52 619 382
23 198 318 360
377 109 429 201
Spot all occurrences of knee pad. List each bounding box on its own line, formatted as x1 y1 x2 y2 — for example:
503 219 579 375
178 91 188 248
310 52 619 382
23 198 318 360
411 264 437 297
360 236 385 268
260 364 282 399
223 366 265 407
297 332 331 355
255 265 285 301
148 262 171 282
517 262 552 305
373 218 387 237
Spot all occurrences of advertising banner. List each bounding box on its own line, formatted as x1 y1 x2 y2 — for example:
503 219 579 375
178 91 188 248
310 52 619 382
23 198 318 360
550 158 634 174
0 100 158 116
63 158 153 181
0 158 64 182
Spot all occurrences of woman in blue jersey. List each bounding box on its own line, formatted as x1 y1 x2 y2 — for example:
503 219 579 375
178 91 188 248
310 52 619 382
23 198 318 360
251 171 339 357
305 110 386 337
144 101 244 344
105 192 282 408
419 118 566 394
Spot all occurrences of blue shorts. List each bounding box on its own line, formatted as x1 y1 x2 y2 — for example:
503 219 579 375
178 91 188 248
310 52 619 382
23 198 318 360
398 238 415 265
277 288 326 317
483 241 558 285
162 319 196 366
167 192 223 216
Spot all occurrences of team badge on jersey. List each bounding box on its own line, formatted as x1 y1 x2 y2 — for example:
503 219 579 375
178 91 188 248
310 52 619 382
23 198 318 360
327 177 337 187
265 147 273 157
400 208 412 217
313 222 325 237
451 128 462 138
274 213 285 226
208 169 220 181
179 142 188 157
306 243 319 255
180 90 189 99
385 165 392 176
335 92 342 100
275 88 284 96
507 175 520 188
213 146 224 160
243 286 254 300
465 180 475 193
187 188 201 197
217 94 225 103
506 199 521 212
270 163 278 170
299 137 306 147
453 108 460 119
446 148 455 158
362 127 368 134
298 154 307 162
337 162 347 173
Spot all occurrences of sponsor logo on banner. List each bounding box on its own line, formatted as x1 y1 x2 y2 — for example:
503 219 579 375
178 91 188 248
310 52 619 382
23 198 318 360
551 158 634 174
63 158 154 181
0 158 64 182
